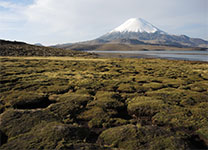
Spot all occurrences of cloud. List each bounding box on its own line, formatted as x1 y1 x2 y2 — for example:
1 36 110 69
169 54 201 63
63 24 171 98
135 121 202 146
25 0 75 33
0 0 207 45
0 1 21 9
0 1 26 33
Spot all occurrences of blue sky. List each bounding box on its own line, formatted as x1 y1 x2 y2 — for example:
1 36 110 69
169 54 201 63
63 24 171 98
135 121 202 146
0 0 207 45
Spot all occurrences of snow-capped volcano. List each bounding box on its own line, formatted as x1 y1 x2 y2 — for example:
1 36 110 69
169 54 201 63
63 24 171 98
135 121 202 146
110 18 162 33
55 18 208 49
98 18 167 41
96 18 208 48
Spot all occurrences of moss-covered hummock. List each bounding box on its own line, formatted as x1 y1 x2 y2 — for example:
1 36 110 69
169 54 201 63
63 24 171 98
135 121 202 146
0 109 59 138
98 124 188 150
127 96 166 117
0 122 91 150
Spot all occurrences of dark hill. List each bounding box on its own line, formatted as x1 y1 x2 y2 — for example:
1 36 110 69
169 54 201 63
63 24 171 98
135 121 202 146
0 39 95 57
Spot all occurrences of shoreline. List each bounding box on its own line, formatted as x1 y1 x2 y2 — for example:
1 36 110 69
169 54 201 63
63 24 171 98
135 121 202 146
87 51 208 62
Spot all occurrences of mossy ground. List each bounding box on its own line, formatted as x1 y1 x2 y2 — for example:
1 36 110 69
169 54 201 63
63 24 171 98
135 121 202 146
0 57 208 149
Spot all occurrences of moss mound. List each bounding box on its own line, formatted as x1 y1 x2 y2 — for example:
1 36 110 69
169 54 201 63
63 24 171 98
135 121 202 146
0 122 91 150
127 96 165 117
0 109 59 138
2 91 52 109
88 91 124 109
98 125 188 150
48 93 92 120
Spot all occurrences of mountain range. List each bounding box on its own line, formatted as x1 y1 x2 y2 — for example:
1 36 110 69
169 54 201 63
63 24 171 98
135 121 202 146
55 18 208 51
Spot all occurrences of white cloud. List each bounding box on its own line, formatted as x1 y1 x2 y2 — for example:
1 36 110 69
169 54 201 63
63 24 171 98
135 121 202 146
0 0 207 45
0 1 26 33
25 0 75 32
0 1 21 9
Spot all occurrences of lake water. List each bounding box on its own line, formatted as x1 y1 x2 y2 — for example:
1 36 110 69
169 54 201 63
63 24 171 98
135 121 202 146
87 50 208 62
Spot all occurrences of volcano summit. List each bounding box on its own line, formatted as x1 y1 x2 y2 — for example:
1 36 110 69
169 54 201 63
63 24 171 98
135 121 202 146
109 18 162 33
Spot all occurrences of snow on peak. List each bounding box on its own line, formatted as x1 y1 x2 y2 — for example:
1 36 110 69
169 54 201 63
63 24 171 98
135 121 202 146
110 18 160 33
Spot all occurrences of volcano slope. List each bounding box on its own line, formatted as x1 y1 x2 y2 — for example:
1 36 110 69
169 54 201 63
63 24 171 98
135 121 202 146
0 56 208 150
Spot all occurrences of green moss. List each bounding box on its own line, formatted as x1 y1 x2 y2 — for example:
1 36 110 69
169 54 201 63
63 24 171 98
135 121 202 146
0 109 59 138
142 82 164 90
120 93 141 102
98 124 138 148
196 127 208 142
162 78 185 88
189 81 208 92
107 118 128 127
77 106 115 128
152 105 208 129
74 88 93 95
99 79 120 91
1 122 90 150
98 125 187 150
117 83 136 93
37 85 71 94
146 88 187 105
88 118 106 128
165 68 183 78
180 92 208 106
201 72 208 80
187 71 204 82
2 91 51 109
180 98 196 106
88 91 124 109
127 96 165 117
48 93 92 119
149 136 185 150
78 107 107 121
135 76 150 83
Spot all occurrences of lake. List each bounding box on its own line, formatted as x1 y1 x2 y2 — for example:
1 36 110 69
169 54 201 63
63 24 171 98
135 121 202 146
87 50 208 62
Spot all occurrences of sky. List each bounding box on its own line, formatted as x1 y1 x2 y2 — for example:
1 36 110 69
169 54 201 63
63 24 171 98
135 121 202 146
0 0 207 46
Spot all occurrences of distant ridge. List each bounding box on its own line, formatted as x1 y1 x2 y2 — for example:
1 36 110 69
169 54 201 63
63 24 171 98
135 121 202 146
34 43 44 46
0 39 94 57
